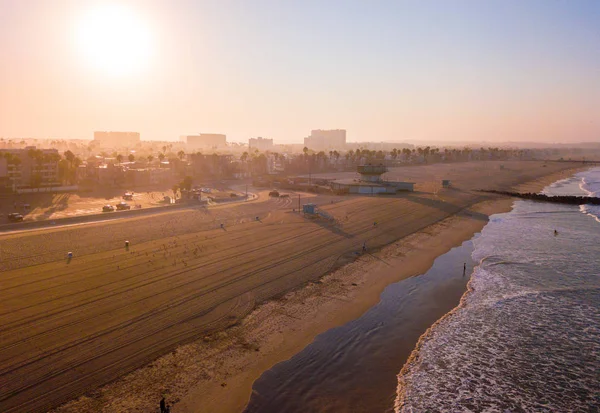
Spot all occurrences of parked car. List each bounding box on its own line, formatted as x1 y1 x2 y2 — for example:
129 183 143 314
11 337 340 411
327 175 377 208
123 192 134 200
7 213 24 222
116 202 131 211
269 190 280 197
102 205 115 212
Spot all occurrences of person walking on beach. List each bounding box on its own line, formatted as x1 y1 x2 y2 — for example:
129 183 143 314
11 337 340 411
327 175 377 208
463 262 466 276
160 396 167 413
362 241 367 252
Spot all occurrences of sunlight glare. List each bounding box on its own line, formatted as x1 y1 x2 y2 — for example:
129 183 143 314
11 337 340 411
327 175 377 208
76 3 153 77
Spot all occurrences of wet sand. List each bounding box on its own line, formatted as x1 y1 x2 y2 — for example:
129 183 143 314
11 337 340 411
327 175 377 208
244 235 479 412
176 200 514 413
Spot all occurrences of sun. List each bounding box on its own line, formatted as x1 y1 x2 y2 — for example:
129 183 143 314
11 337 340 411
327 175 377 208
76 3 153 77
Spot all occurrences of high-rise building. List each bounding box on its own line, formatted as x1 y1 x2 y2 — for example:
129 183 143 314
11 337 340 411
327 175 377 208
304 129 346 150
93 131 140 147
186 134 227 150
249 137 273 151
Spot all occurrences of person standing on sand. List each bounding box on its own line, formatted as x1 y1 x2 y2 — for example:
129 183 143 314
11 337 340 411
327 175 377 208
160 396 167 413
463 262 466 275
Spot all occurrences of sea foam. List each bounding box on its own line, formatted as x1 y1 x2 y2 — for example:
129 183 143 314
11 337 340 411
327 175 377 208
396 167 600 412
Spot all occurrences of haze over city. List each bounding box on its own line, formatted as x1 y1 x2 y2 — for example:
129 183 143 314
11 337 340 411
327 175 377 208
3 2 600 413
1 0 599 143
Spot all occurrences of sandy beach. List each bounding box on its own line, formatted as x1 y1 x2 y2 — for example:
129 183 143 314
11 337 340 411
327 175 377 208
0 161 585 413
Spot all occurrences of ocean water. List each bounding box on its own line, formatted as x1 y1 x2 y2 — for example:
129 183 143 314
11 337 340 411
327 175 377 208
397 167 600 412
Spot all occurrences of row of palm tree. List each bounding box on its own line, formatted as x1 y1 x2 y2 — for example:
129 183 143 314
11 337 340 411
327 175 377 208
102 149 188 166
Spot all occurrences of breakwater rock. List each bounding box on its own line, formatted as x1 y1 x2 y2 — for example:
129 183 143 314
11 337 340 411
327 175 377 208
479 190 600 205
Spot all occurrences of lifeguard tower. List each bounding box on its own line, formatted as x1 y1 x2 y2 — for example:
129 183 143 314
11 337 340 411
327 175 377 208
330 164 414 194
302 203 316 215
357 164 388 183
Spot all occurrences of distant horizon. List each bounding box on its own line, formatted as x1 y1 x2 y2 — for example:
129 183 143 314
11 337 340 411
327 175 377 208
2 135 599 148
1 0 599 144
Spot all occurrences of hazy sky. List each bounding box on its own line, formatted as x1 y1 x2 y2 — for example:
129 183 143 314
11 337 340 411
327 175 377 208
1 0 599 143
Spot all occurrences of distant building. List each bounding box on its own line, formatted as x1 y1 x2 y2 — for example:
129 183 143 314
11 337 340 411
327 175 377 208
189 153 233 178
76 161 124 187
93 131 140 148
249 137 273 151
186 134 227 150
125 168 172 187
0 146 61 190
304 129 346 151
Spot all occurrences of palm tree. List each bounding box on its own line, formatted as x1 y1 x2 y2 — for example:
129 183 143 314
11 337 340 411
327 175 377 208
116 154 124 164
43 152 61 189
26 148 44 191
147 155 154 164
180 176 193 192
128 154 135 163
64 150 75 164
177 150 185 161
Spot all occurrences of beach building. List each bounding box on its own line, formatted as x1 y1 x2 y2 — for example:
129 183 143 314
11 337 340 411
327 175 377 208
330 164 414 194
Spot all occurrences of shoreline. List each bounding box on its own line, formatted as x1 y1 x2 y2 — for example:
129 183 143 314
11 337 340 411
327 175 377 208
396 166 592 411
395 241 484 411
179 166 586 413
178 199 515 413
395 166 599 412
50 165 587 413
